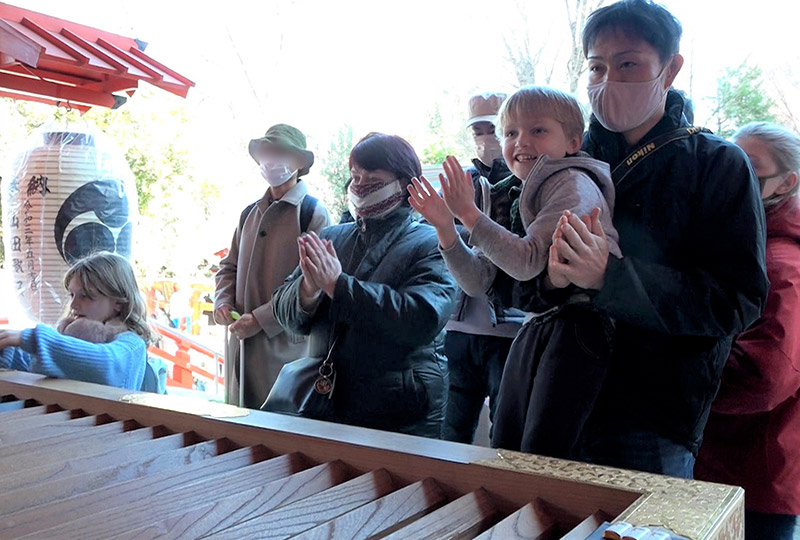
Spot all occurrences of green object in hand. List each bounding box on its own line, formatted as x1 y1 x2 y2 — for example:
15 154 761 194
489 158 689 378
231 311 241 321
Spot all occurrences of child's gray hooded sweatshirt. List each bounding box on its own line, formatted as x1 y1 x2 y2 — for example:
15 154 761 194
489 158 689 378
441 152 621 298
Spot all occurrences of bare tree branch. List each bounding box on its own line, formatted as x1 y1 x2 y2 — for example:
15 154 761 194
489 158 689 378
768 72 800 134
564 0 607 93
503 0 607 91
503 0 547 86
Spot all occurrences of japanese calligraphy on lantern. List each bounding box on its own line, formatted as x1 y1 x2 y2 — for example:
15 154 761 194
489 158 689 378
26 175 51 197
20 180 50 291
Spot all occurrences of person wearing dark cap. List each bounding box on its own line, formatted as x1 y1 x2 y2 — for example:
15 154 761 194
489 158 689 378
214 123 330 408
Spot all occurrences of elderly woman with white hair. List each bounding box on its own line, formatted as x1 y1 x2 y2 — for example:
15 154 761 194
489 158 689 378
696 122 800 539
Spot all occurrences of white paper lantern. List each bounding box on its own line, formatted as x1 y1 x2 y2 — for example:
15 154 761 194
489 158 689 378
1 125 138 325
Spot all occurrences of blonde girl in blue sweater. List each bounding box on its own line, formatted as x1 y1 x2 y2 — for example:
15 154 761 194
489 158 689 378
0 252 156 391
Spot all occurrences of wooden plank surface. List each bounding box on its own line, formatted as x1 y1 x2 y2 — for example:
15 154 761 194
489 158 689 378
381 488 499 540
0 427 189 491
292 477 447 540
1 445 275 539
475 500 557 540
0 404 51 423
0 428 187 490
0 421 151 474
205 469 397 539
0 408 79 435
104 460 353 540
559 511 610 540
0 372 750 540
0 437 228 516
0 372 644 527
13 451 311 539
43 451 309 538
0 410 95 445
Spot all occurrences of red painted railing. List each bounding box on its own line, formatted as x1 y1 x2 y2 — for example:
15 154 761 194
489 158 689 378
148 321 224 392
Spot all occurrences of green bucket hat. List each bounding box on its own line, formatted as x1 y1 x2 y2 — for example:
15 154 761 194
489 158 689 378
248 123 315 176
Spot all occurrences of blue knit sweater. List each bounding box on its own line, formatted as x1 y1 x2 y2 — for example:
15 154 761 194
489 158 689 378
0 324 147 391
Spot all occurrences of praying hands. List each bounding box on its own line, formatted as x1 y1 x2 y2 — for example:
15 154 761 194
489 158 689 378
548 208 610 291
298 231 342 300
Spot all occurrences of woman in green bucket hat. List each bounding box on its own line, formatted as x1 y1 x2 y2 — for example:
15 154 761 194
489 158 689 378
215 123 330 408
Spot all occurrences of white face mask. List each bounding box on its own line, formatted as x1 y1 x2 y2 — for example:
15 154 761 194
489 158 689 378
474 134 503 166
259 161 296 187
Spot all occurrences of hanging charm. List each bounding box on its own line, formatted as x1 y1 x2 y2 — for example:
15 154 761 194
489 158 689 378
314 359 336 397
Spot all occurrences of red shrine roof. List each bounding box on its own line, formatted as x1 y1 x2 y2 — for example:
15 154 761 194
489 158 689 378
0 2 193 112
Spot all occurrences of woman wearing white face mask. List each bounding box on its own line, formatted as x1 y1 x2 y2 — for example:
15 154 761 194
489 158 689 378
535 0 768 479
214 123 330 408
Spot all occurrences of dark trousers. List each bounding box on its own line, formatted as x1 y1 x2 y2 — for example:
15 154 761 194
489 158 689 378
579 430 695 478
745 510 800 540
491 305 612 458
442 331 513 444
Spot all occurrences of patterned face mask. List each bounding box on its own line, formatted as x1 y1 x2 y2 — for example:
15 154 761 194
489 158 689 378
347 178 405 220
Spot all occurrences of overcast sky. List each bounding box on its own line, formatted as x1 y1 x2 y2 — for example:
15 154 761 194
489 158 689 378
16 0 796 142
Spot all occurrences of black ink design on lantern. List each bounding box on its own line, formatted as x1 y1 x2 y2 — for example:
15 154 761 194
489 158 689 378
53 179 132 264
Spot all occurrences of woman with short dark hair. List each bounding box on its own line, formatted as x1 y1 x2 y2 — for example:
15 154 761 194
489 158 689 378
271 133 457 438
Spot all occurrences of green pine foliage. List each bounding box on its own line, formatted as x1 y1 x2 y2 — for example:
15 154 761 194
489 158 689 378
319 125 354 220
713 64 777 138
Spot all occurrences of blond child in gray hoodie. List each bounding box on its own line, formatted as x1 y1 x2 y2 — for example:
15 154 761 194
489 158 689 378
408 86 620 458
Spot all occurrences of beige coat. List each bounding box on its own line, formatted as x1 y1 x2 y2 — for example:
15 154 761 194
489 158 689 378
215 180 329 407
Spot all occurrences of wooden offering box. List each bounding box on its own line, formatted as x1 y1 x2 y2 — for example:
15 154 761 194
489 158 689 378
0 371 743 539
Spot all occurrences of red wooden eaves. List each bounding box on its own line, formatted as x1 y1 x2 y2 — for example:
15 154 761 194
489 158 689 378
20 17 88 65
128 46 194 87
0 71 118 108
59 27 127 74
0 1 193 110
97 37 162 82
6 63 136 94
0 18 40 66
0 88 90 112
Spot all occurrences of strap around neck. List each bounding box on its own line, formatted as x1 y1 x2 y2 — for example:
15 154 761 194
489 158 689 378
612 126 712 188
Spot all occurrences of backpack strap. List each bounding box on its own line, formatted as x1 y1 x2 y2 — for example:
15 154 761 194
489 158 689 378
477 176 492 216
612 126 713 188
239 195 317 235
300 195 318 233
